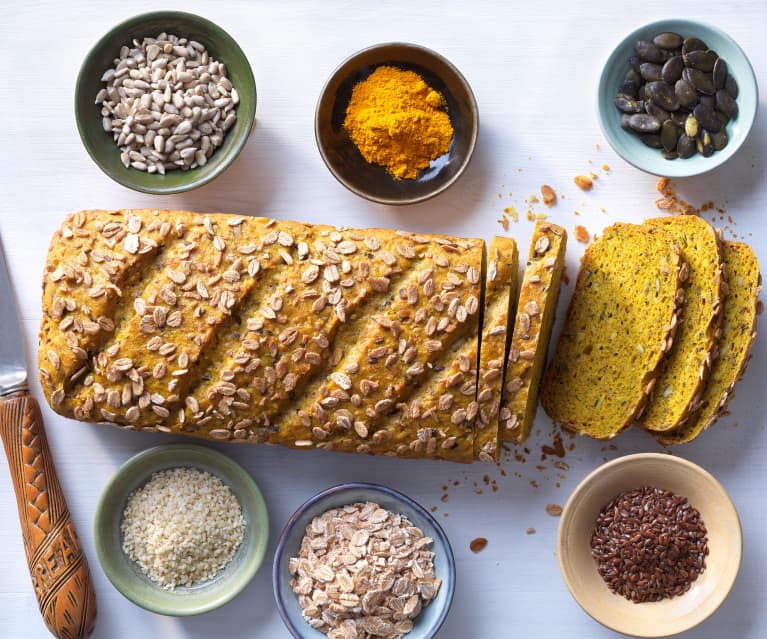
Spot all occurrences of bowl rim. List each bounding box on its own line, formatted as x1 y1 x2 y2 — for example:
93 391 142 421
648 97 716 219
74 9 256 195
557 452 743 638
597 18 758 178
314 41 479 206
93 442 269 616
272 481 456 638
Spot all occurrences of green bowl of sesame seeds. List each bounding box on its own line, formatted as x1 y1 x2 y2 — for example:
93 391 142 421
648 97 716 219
94 444 269 616
75 11 256 194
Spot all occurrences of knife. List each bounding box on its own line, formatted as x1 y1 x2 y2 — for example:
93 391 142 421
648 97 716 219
0 233 96 639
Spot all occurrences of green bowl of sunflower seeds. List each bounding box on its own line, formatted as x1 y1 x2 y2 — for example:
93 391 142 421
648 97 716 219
75 11 256 194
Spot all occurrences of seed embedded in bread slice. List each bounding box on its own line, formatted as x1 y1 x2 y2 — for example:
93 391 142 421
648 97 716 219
639 215 725 432
475 237 519 461
656 241 761 444
500 222 567 443
540 222 684 439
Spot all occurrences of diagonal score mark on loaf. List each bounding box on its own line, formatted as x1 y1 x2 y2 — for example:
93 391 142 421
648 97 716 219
271 237 484 458
177 220 423 441
39 209 171 402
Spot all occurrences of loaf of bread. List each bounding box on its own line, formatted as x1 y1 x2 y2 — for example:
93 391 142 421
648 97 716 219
540 223 684 439
656 241 761 444
39 209 486 462
474 237 518 461
639 215 724 432
500 222 566 443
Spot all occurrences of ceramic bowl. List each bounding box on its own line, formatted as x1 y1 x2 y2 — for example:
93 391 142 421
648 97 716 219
597 19 757 177
558 453 742 637
75 11 256 194
94 444 269 616
273 482 455 638
315 42 478 205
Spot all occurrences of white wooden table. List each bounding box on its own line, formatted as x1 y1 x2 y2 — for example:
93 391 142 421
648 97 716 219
1 1 765 637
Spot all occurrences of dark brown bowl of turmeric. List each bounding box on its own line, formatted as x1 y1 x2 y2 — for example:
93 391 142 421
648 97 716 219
315 42 478 205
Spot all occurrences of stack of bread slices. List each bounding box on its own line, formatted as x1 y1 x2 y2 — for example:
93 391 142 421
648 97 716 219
541 215 761 444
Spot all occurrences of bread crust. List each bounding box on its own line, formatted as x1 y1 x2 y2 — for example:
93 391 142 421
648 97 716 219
39 209 485 462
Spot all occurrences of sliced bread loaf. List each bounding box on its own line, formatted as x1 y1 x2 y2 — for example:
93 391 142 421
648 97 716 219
639 215 725 432
657 241 761 444
475 237 519 461
500 222 567 443
540 222 683 438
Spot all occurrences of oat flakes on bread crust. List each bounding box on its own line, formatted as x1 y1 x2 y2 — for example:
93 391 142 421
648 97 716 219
39 209 484 462
656 241 761 444
500 222 567 444
639 215 725 432
540 222 684 439
474 236 519 461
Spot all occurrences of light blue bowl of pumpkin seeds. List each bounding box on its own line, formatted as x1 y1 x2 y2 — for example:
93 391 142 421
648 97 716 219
598 19 757 177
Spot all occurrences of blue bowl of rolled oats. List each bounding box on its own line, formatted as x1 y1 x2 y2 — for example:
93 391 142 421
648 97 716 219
273 482 455 639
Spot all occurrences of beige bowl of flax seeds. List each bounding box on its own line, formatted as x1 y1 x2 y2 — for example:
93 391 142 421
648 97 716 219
557 453 742 637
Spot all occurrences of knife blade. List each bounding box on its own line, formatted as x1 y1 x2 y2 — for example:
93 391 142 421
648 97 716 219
0 231 97 638
0 237 27 395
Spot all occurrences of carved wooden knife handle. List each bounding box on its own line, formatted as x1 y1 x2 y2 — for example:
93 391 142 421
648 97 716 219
0 390 96 639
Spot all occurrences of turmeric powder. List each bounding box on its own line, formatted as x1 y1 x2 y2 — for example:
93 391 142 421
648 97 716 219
344 66 454 179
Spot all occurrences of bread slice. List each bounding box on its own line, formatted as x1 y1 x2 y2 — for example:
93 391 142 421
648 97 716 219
656 241 761 444
540 222 684 439
474 237 519 461
500 222 566 443
639 215 725 432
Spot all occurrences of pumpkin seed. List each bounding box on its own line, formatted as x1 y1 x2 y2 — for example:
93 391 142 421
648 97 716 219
674 79 698 108
619 80 639 100
697 130 714 157
677 134 697 158
684 114 699 138
635 39 666 63
711 128 729 151
645 100 670 123
683 49 717 72
646 81 679 111
716 89 739 119
660 120 679 152
684 67 715 95
662 56 684 84
625 68 642 85
715 110 730 129
712 58 728 90
693 104 721 133
639 62 663 82
629 113 662 134
615 96 644 113
641 134 663 149
682 37 707 54
654 32 683 49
